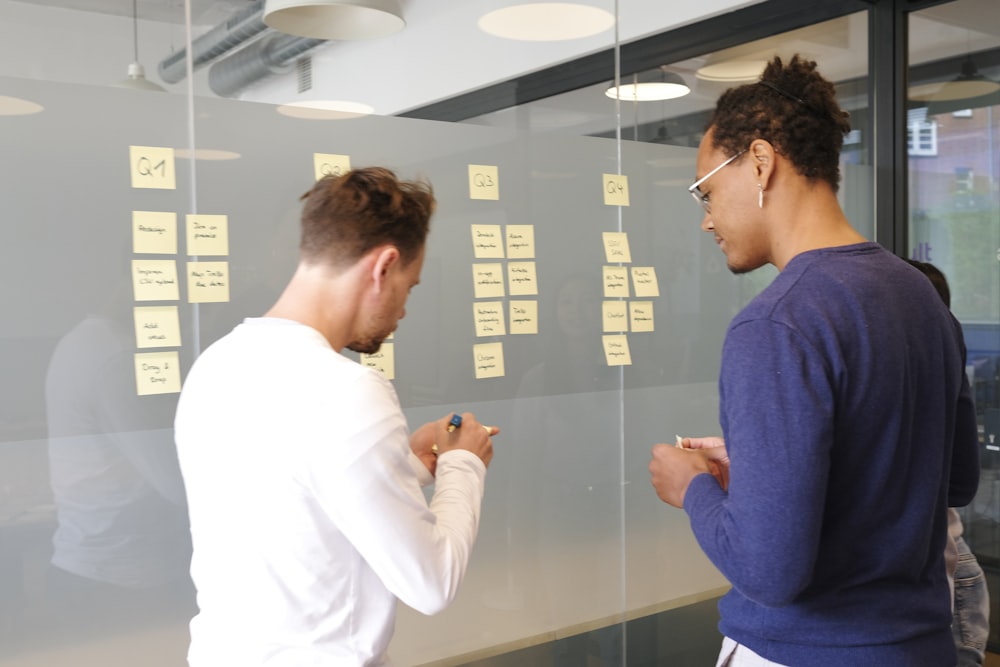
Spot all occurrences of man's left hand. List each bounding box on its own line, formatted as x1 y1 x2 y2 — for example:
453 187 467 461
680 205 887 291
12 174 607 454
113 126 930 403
649 444 715 508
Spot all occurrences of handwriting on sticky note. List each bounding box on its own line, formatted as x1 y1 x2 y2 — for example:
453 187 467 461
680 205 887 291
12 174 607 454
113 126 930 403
134 351 181 395
187 261 230 303
631 266 660 297
472 263 505 299
602 232 632 263
471 224 504 258
133 306 181 348
474 301 506 337
602 173 630 206
505 224 535 259
509 300 538 335
132 259 180 302
507 261 538 296
473 342 505 379
133 211 177 255
602 335 632 366
130 146 176 190
630 301 655 332
468 164 499 200
314 153 350 181
603 300 629 332
603 266 630 298
186 214 229 256
360 343 395 380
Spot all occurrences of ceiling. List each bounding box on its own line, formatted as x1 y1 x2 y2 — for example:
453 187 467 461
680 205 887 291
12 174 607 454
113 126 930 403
32 0 250 25
5 0 999 128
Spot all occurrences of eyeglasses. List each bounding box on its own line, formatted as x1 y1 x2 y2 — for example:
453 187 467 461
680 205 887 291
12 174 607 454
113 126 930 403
688 150 746 213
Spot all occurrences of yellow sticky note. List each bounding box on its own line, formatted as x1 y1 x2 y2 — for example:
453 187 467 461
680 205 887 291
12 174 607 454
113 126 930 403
132 259 180 302
473 342 505 379
602 173 630 206
631 267 660 297
505 224 535 259
509 300 538 335
133 306 182 348
314 153 351 181
132 211 178 255
471 224 505 258
630 301 655 332
472 263 505 299
602 334 632 366
469 164 499 200
186 214 229 257
130 145 176 190
507 261 538 296
602 232 632 263
603 300 629 332
360 343 395 380
474 301 506 337
134 351 181 395
603 266 630 298
187 261 230 303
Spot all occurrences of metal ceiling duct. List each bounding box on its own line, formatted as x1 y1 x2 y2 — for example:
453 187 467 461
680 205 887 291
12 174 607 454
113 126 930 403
158 0 269 85
208 33 325 98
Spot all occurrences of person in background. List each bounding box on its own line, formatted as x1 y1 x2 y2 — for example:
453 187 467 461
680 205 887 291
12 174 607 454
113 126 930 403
648 55 979 666
174 167 496 666
906 258 990 667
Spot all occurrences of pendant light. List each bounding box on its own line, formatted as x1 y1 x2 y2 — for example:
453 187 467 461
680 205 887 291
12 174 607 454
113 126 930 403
114 0 166 91
605 67 690 102
263 0 405 41
910 55 1000 104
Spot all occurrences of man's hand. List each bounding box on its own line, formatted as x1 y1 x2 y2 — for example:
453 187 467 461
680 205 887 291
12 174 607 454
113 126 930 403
433 412 495 468
678 436 730 490
412 413 498 475
410 421 439 474
649 443 716 508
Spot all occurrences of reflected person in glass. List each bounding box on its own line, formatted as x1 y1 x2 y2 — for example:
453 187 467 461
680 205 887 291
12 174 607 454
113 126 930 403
649 55 979 667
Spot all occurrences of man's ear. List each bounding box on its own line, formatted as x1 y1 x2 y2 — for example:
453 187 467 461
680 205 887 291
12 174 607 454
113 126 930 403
749 138 776 189
370 246 400 292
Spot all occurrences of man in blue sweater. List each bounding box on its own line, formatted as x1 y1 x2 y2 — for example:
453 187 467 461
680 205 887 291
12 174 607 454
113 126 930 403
648 55 980 666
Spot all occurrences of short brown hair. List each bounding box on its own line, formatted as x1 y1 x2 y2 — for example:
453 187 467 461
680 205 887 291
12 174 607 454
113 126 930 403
299 167 435 267
709 55 851 191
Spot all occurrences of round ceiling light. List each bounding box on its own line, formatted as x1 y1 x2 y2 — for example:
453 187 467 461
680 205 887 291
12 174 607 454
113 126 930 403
0 95 44 116
605 70 690 102
478 3 615 41
276 100 375 120
909 56 1000 102
174 148 242 161
264 0 405 41
695 60 767 83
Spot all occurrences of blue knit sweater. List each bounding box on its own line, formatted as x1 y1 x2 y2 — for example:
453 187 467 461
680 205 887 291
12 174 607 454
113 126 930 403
685 242 980 666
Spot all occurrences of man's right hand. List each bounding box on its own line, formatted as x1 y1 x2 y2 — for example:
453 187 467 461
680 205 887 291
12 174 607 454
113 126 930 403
433 412 495 468
680 436 729 490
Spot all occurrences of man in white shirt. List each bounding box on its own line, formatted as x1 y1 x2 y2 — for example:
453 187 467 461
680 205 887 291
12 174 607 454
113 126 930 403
174 167 495 666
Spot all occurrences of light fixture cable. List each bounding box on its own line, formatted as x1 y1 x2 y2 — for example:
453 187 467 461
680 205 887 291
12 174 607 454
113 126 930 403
132 0 139 64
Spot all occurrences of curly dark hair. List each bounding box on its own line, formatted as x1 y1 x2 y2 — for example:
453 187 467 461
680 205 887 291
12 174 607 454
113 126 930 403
709 54 851 191
298 166 435 268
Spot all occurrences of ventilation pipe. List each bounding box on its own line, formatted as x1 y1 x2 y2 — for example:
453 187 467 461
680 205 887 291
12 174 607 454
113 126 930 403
158 0 269 85
208 33 325 98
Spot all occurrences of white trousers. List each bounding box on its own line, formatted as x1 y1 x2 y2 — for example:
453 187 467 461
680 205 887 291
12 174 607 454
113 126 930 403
715 637 790 667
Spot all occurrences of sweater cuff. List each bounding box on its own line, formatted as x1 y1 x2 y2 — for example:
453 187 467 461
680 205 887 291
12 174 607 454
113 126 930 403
683 472 725 515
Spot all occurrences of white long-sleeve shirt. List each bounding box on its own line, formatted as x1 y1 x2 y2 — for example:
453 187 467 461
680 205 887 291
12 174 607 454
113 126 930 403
174 318 487 666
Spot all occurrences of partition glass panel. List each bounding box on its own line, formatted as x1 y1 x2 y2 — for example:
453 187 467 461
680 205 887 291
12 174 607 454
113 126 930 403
907 0 1000 649
0 2 874 667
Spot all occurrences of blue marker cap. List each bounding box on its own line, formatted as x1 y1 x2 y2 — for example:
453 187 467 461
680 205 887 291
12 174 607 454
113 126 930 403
447 413 463 432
